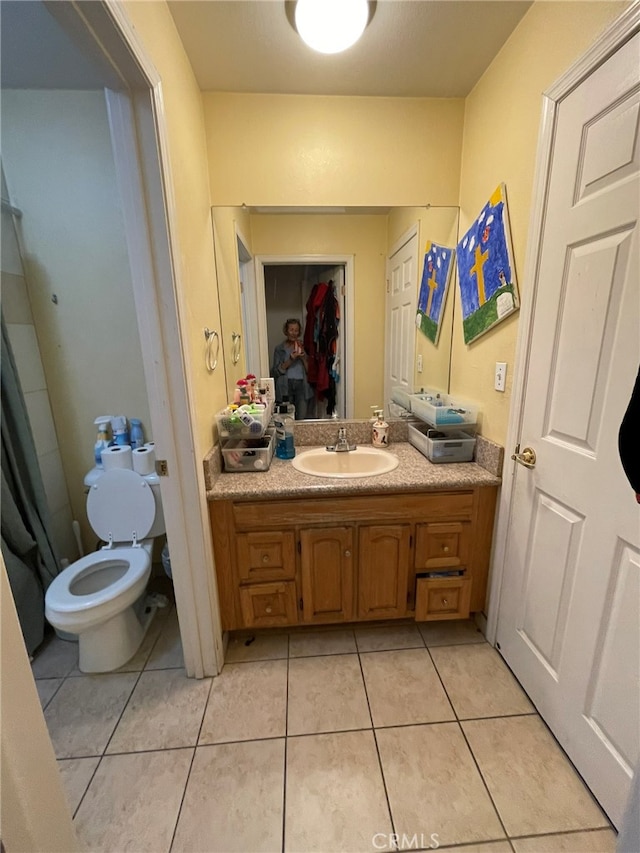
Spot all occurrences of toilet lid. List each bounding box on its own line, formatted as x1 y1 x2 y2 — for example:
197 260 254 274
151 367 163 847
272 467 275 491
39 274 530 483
87 468 155 543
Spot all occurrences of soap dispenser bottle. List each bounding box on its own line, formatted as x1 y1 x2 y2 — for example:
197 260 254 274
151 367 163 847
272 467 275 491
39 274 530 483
371 409 389 448
274 404 296 459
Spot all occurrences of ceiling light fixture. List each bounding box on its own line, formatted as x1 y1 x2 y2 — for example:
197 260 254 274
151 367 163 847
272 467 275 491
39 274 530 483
286 0 374 55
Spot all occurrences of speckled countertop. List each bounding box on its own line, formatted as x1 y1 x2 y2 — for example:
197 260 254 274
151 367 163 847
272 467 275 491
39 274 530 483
206 441 501 502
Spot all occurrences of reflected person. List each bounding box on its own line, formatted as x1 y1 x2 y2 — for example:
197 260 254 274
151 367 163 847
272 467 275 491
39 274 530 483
272 318 313 419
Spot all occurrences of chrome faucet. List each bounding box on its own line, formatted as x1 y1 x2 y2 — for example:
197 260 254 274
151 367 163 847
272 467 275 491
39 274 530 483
327 427 357 452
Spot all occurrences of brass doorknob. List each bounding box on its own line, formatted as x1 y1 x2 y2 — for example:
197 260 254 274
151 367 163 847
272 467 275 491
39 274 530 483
511 446 536 469
344 550 351 557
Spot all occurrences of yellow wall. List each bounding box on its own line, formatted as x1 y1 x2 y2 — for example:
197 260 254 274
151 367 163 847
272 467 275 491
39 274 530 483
203 94 465 207
250 214 388 415
1 560 79 852
453 0 628 443
123 1 227 453
211 206 252 396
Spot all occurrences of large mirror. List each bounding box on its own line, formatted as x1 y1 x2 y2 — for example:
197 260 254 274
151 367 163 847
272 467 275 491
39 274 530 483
211 205 459 420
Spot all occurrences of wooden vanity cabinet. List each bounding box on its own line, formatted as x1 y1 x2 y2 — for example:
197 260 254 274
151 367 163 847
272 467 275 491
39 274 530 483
209 487 497 631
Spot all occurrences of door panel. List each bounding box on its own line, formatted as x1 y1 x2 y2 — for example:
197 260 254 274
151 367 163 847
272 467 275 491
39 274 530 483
300 527 354 622
497 32 640 827
358 525 410 619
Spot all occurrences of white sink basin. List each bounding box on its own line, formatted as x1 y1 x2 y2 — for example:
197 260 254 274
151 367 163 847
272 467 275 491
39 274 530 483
291 446 399 479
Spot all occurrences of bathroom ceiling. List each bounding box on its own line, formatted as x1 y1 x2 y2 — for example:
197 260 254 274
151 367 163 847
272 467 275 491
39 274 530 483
167 0 533 97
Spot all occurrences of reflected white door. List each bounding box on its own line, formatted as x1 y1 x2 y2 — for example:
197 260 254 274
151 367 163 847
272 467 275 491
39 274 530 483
496 32 640 827
385 228 418 412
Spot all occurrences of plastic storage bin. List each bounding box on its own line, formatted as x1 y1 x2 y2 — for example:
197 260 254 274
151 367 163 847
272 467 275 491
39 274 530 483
409 391 478 428
216 403 272 440
408 422 476 463
221 430 275 473
391 386 413 412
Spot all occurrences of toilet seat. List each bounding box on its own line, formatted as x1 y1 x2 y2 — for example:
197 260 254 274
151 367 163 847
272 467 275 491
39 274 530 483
87 468 155 544
46 547 151 613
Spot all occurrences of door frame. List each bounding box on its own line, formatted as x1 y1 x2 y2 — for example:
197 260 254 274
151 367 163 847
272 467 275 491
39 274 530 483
54 1 224 676
384 224 419 414
254 253 355 418
235 224 259 375
487 3 640 645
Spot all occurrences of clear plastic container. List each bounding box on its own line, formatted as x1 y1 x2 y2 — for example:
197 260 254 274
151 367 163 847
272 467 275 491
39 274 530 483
409 392 478 428
216 403 272 440
408 422 476 463
221 430 275 473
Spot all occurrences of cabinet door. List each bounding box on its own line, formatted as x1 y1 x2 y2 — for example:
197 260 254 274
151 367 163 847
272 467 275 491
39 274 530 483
415 522 470 570
300 527 354 623
358 525 411 619
239 581 298 628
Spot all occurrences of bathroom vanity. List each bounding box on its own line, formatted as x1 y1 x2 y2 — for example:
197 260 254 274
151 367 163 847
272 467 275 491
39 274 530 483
207 442 500 631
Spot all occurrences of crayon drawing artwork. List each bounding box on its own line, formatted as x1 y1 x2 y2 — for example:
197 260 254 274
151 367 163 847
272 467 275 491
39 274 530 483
456 184 519 344
416 240 455 345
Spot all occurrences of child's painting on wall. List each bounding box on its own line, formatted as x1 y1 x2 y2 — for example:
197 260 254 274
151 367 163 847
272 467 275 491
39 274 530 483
456 184 519 344
416 240 455 345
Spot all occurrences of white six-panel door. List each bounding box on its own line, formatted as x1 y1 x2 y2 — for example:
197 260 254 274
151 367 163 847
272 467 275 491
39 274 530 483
385 228 418 413
496 31 640 827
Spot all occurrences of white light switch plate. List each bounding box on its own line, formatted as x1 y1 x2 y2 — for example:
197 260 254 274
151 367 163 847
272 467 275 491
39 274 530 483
495 362 507 392
417 354 423 373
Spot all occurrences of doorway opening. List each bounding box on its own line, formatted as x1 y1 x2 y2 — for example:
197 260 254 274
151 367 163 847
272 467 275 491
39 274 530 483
254 254 355 419
264 263 345 419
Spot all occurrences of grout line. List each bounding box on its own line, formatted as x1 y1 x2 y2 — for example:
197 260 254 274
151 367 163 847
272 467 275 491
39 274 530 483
423 644 513 845
281 634 290 853
356 648 397 839
168 670 216 852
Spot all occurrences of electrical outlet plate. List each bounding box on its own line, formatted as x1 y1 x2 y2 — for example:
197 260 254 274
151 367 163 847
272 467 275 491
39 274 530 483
495 362 507 392
417 354 423 373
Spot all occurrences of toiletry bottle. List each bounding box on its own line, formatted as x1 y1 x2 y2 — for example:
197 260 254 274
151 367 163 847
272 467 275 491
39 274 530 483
111 415 130 446
282 395 296 420
130 418 144 449
274 404 296 459
94 416 113 467
372 409 389 448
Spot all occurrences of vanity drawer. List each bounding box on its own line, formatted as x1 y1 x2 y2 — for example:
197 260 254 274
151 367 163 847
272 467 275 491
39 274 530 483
415 576 471 621
236 532 296 582
415 522 470 570
239 581 298 627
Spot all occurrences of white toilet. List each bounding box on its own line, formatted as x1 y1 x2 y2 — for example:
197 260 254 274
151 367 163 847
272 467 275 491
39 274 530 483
45 467 166 673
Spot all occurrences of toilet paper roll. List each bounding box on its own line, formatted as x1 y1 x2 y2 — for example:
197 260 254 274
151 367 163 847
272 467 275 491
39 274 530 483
132 445 156 476
101 444 133 471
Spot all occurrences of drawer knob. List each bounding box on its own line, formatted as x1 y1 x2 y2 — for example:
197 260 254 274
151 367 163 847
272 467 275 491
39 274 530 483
262 555 269 563
442 546 450 552
344 550 351 557
442 598 448 606
265 606 272 614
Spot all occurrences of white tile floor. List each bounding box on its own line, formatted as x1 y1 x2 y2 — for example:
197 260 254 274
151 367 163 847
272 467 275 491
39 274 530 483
32 612 617 853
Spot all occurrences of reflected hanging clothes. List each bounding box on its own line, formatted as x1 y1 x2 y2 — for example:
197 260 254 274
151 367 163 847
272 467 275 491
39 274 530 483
303 281 340 415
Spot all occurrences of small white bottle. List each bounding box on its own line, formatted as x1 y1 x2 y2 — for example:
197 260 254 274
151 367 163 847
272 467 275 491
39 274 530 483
371 409 389 448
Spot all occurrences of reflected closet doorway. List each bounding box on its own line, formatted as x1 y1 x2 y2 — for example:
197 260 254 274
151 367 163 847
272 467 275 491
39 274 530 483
254 255 355 419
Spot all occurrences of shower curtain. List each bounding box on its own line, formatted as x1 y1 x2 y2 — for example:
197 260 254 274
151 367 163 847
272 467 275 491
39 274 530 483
1 314 61 654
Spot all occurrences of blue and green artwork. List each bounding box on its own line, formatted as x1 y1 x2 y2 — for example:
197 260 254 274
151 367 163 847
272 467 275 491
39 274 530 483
416 240 455 345
456 184 519 344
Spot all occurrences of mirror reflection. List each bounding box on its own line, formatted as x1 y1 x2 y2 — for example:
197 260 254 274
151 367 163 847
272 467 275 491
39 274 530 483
211 205 459 420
